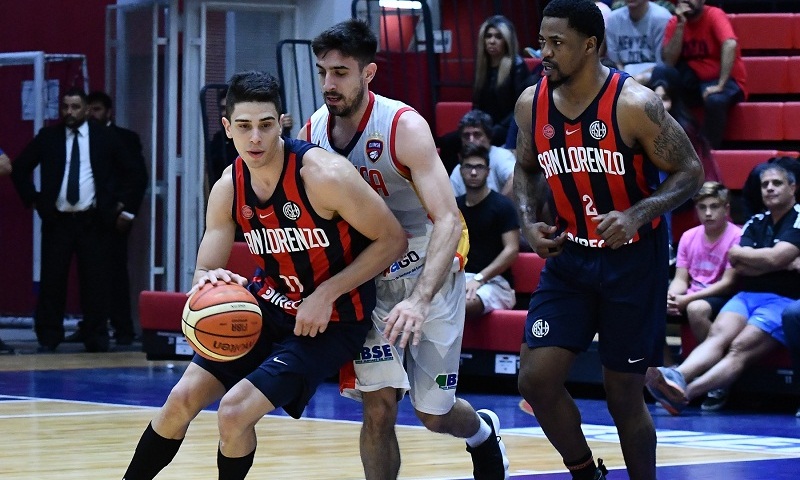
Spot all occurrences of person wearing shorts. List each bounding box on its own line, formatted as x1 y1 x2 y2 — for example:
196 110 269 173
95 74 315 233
667 182 741 344
513 1 705 479
647 165 800 415
302 19 509 480
456 143 519 320
121 71 407 480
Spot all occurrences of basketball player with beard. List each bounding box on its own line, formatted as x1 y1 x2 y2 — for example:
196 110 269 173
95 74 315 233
513 1 703 479
300 19 509 480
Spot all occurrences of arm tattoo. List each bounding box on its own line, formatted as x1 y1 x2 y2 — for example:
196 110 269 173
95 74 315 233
644 96 666 126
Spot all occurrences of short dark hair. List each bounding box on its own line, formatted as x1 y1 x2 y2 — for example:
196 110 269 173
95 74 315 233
87 91 112 109
63 87 87 103
312 19 377 68
458 110 493 136
543 0 605 50
761 163 797 185
460 143 490 167
225 71 282 118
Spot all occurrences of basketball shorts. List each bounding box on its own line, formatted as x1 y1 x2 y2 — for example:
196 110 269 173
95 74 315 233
525 225 669 374
720 291 793 345
340 271 466 415
194 298 371 419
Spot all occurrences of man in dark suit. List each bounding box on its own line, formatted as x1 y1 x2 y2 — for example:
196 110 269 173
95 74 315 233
84 91 148 345
11 87 143 353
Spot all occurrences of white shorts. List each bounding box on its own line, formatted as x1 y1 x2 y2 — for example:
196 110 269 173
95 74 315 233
466 272 516 314
340 271 466 415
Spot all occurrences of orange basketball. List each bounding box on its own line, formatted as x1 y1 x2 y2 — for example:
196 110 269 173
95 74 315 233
181 283 262 361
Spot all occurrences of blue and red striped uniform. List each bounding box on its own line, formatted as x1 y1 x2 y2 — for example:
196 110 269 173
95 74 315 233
532 69 661 247
232 137 376 323
525 70 669 373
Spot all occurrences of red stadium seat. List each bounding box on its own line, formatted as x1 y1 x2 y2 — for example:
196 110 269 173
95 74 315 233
711 149 781 189
730 14 795 51
742 57 789 95
724 102 784 141
434 101 471 137
784 102 800 141
523 57 542 74
794 14 800 49
510 252 545 295
226 241 256 278
788 57 800 94
462 309 526 352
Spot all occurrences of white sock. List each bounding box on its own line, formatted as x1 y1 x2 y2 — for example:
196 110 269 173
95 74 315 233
465 415 492 447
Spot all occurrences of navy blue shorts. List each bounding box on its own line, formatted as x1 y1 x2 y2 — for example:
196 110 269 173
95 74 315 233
524 225 669 373
193 298 371 418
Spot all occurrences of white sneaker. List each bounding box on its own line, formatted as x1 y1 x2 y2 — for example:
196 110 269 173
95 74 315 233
466 409 509 480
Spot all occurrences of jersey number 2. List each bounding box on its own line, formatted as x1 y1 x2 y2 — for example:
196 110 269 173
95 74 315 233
583 195 598 216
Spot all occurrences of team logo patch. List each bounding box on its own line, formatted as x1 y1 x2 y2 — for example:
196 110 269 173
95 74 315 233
365 133 384 162
531 318 549 338
282 201 301 220
589 120 607 140
240 205 254 219
435 373 459 390
542 123 555 139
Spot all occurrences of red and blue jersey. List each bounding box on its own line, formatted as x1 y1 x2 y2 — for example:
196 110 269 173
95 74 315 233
232 137 375 322
531 70 661 247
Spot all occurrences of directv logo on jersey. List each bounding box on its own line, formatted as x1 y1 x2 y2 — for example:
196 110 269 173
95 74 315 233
538 146 625 179
259 284 302 314
356 344 395 364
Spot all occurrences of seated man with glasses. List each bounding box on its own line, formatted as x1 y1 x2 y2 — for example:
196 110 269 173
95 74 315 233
456 143 520 320
449 110 516 199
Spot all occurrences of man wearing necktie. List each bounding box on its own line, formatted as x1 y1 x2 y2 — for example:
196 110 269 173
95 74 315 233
11 87 142 353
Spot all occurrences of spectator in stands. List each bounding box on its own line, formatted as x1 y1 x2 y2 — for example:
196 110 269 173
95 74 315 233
666 181 740 402
80 91 148 346
437 15 534 171
740 156 800 221
0 146 14 354
604 0 672 85
11 88 143 353
651 79 719 182
612 0 675 13
449 110 515 198
647 164 800 415
207 88 239 185
651 76 720 255
651 0 747 149
669 182 740 343
456 143 519 320
781 298 800 417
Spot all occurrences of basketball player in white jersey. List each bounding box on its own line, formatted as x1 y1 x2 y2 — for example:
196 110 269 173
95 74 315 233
298 19 509 480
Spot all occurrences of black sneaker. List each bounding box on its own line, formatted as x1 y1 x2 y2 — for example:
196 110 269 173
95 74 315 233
0 338 14 355
701 388 729 412
466 409 509 480
594 458 608 479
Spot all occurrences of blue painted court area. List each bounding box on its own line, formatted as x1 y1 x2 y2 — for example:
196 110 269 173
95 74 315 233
2 365 800 479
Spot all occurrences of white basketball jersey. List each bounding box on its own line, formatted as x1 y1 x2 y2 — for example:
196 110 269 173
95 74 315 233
307 92 434 280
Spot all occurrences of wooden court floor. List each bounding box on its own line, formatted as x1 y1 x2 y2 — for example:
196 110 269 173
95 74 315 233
1 352 799 479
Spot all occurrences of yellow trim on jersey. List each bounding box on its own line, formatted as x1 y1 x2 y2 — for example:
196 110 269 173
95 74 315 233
408 180 469 272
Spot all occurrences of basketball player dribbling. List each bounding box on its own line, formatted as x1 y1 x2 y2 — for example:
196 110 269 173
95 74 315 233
513 1 704 479
121 71 406 480
299 19 509 480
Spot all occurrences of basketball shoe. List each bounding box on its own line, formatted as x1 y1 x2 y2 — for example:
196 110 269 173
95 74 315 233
467 409 509 480
646 366 688 415
701 388 729 412
594 458 608 479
